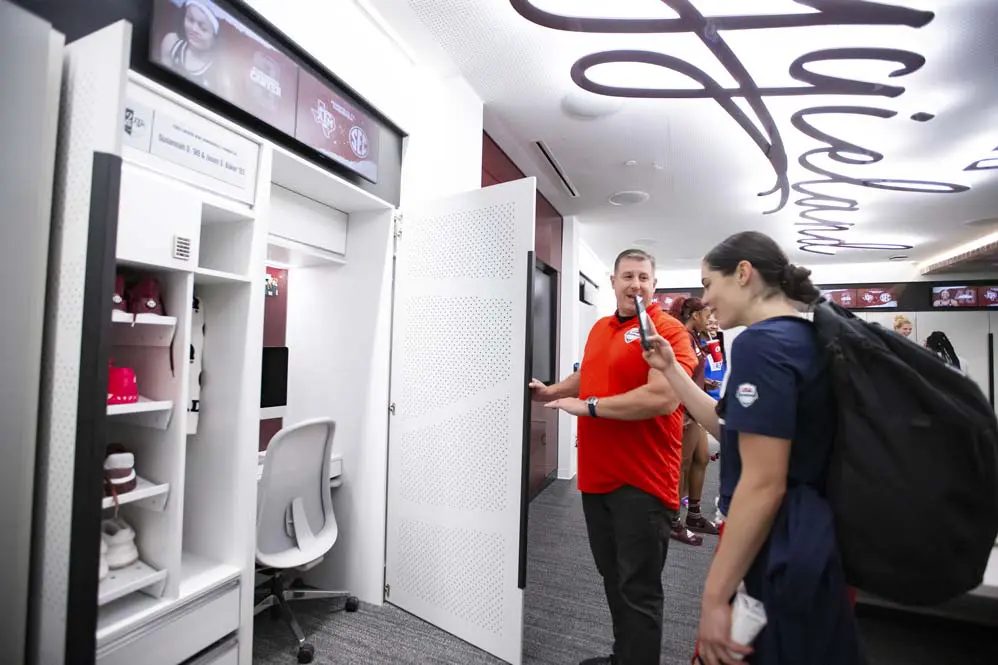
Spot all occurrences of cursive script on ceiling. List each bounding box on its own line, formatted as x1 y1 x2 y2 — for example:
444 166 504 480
965 147 998 171
510 0 971 255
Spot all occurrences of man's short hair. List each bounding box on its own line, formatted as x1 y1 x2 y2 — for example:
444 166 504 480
613 248 656 274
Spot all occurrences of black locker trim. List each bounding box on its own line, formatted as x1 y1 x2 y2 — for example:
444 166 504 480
518 251 536 590
65 152 122 664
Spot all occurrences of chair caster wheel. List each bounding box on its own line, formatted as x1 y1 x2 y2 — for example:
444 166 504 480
297 643 314 664
345 596 360 612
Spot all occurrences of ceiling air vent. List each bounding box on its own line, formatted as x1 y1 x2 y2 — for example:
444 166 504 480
534 140 579 198
172 235 192 262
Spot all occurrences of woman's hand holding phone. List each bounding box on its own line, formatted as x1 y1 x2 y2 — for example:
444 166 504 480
642 332 677 373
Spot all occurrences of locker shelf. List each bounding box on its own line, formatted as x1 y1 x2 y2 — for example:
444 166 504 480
101 476 169 512
111 310 177 347
107 397 174 430
97 559 167 606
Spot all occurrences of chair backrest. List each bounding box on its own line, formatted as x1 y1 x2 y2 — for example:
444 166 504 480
256 418 338 569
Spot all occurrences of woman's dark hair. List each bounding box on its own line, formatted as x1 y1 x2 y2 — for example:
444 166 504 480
926 331 961 369
704 231 821 304
669 296 707 324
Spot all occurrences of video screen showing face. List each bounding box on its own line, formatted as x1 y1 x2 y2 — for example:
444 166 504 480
932 286 977 308
150 0 299 135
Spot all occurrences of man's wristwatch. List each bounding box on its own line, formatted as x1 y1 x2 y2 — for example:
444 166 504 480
586 396 600 418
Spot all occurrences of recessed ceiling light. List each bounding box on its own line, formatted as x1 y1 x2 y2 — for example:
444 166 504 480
561 91 624 120
633 238 657 247
608 190 650 206
624 160 639 167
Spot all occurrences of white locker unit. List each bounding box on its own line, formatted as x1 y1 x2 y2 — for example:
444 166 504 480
41 19 540 665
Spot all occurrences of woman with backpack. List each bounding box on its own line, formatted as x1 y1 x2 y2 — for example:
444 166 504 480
642 231 864 665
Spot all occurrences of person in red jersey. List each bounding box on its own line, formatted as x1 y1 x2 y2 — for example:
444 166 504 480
531 248 697 665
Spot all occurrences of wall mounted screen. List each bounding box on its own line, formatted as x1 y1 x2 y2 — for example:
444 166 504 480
932 285 978 308
149 0 381 183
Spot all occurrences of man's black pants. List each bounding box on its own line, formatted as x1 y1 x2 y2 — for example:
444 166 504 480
582 485 671 665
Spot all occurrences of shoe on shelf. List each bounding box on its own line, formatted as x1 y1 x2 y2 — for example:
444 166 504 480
112 274 128 313
686 513 720 535
104 444 137 501
670 523 703 546
127 275 165 318
99 536 109 582
107 360 139 405
101 518 139 569
579 656 615 665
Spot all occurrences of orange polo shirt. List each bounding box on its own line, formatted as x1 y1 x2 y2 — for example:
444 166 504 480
577 303 698 509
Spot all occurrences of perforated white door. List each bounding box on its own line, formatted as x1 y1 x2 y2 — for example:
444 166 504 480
385 178 536 665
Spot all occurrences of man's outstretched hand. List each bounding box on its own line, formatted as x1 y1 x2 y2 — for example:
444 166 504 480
544 398 587 417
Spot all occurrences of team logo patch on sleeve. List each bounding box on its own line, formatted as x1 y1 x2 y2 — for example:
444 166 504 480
736 383 758 407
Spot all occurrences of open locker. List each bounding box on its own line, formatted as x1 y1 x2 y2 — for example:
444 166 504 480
385 177 537 665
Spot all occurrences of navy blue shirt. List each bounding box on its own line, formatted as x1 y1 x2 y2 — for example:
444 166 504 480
717 317 835 516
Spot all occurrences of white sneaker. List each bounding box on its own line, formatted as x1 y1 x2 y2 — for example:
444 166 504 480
99 536 109 582
101 518 139 569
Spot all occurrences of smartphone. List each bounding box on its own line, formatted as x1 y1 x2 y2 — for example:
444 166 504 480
634 295 654 350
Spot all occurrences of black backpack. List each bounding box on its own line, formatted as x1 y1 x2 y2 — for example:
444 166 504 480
811 298 998 605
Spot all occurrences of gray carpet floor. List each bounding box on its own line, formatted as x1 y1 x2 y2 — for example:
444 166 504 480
253 465 998 664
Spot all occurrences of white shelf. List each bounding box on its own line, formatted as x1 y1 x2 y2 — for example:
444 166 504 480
102 475 169 511
111 310 177 347
107 396 173 415
267 234 346 268
179 552 241 599
107 397 174 430
193 267 251 285
271 146 391 213
260 406 286 420
202 193 254 225
97 559 168 607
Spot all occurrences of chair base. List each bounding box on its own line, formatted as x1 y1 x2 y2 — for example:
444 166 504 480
254 570 359 664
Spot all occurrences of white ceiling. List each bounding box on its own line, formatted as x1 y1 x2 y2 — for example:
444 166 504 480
370 0 998 269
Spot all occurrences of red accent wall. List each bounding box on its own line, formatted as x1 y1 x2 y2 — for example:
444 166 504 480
483 132 564 498
260 267 288 451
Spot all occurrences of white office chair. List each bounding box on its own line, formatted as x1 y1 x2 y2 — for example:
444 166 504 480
254 418 358 664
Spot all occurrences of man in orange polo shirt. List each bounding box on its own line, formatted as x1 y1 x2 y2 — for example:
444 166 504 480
530 249 697 665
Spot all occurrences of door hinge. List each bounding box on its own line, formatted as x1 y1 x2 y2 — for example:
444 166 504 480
384 583 391 599
392 211 403 240
389 402 396 415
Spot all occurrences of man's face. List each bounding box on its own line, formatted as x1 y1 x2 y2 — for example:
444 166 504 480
611 257 656 316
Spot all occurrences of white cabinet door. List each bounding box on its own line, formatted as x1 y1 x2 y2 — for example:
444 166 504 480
914 311 992 402
385 178 536 665
117 162 202 270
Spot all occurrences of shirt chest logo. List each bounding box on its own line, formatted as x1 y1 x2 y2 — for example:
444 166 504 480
736 383 759 407
623 327 641 344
